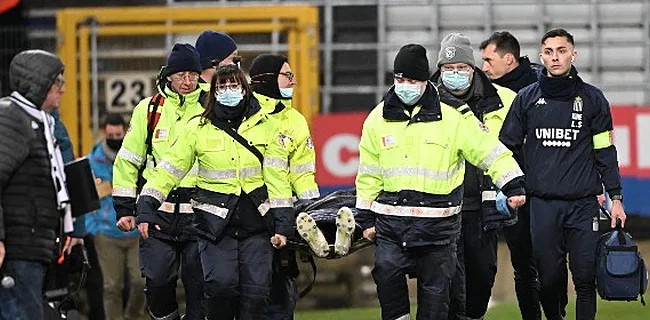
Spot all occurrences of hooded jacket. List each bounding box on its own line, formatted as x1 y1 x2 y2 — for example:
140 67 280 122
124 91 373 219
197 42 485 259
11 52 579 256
0 50 65 263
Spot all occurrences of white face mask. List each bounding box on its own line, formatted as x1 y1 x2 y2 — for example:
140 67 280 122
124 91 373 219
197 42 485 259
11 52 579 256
279 87 293 98
394 83 424 105
216 89 243 107
441 71 471 91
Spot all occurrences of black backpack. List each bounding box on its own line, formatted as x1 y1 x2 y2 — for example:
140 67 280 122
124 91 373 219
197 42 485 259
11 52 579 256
596 215 648 305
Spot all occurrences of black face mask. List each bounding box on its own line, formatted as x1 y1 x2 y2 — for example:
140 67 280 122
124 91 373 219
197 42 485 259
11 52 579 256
106 138 123 151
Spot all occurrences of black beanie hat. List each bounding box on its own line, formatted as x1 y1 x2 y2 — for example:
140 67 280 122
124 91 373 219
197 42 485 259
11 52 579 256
195 31 238 70
249 54 288 100
163 43 202 77
393 44 430 81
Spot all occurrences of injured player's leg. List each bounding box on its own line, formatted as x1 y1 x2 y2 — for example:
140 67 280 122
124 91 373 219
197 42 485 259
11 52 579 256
297 212 330 257
334 206 355 256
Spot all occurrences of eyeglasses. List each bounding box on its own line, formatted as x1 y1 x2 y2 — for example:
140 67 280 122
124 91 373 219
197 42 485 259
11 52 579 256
279 71 295 81
53 77 65 88
216 83 242 92
170 72 199 82
441 65 473 73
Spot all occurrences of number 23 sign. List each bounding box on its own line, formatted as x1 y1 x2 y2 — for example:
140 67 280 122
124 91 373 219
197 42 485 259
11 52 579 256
105 73 153 112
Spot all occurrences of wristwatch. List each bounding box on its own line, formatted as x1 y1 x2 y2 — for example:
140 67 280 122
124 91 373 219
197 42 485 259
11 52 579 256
610 194 623 201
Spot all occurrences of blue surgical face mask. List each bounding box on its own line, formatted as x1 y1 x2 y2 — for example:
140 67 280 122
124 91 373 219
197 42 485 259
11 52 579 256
279 87 293 98
216 89 243 107
394 83 424 106
441 71 471 91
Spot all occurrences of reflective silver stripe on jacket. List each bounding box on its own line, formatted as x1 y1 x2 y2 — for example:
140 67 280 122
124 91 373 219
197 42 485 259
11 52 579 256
270 198 293 208
481 190 497 202
264 156 289 170
117 148 144 166
158 202 194 214
158 160 187 180
112 187 136 198
258 200 270 216
240 167 262 179
371 202 461 218
494 168 524 189
358 164 381 175
191 200 229 219
297 189 320 200
290 162 315 175
356 198 373 210
149 308 179 320
198 166 237 180
381 161 464 181
187 163 199 176
140 187 165 204
478 143 509 171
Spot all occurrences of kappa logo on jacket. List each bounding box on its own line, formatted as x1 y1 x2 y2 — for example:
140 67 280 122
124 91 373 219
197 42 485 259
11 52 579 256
535 98 547 106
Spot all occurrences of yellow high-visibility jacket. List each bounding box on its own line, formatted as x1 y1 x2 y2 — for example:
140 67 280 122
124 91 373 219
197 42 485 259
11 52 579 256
355 84 524 247
254 92 319 200
113 85 204 218
138 97 294 239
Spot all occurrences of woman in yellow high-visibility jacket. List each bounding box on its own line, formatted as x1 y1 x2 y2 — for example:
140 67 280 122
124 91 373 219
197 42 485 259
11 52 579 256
136 64 293 319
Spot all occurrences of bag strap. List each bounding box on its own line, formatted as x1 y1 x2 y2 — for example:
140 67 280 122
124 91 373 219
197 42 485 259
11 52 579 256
136 94 164 183
299 254 317 299
210 118 264 167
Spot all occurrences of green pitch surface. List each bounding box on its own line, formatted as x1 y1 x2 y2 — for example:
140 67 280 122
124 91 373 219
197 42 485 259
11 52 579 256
295 300 649 319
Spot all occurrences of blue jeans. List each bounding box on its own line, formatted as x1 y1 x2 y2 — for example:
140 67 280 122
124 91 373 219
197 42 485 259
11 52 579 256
0 260 46 320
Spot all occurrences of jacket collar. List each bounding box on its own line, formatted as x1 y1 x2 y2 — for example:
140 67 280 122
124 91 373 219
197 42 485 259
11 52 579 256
382 82 442 122
538 65 582 101
253 92 291 115
492 56 540 92
159 84 202 108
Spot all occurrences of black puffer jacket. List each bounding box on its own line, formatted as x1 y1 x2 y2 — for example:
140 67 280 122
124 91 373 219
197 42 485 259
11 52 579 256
0 50 65 263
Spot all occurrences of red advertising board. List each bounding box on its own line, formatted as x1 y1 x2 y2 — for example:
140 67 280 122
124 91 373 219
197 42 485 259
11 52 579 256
313 107 650 187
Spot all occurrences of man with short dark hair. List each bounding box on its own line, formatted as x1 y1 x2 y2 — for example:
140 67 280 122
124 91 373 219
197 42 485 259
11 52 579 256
480 31 540 92
500 28 626 320
478 31 543 320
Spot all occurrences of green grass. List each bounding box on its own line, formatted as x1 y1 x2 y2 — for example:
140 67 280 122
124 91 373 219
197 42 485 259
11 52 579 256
295 300 650 320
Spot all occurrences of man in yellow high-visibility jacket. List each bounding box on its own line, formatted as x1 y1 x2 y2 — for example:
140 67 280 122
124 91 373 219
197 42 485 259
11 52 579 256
355 44 526 320
112 44 205 320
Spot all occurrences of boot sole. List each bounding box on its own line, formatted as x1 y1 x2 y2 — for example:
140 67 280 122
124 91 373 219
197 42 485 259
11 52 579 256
296 212 330 258
334 206 355 256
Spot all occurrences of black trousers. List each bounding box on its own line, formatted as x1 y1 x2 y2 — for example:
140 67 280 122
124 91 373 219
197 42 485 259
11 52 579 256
502 203 542 320
201 233 274 320
449 210 498 319
449 207 542 320
139 235 204 320
83 235 105 320
266 250 299 320
373 237 456 320
529 196 599 320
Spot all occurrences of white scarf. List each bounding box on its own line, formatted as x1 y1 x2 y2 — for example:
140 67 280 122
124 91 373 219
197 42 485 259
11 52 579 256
10 91 73 232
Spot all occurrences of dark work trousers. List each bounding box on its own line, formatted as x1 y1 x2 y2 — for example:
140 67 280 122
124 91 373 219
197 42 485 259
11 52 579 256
448 227 466 320
267 250 299 320
200 233 274 320
529 196 599 320
502 203 542 320
373 237 457 320
449 210 498 319
139 235 205 320
83 235 106 320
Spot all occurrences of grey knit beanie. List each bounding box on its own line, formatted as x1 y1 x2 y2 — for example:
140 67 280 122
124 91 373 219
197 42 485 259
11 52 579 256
437 33 475 67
